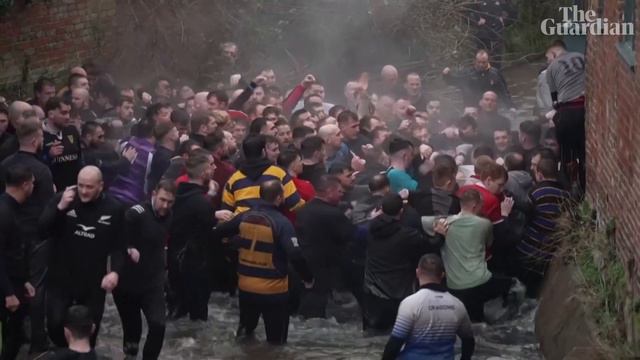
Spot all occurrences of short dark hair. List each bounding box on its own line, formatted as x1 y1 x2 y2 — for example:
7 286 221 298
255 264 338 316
533 147 557 162
242 135 266 160
145 102 171 122
504 152 525 171
300 136 324 159
369 173 389 193
293 126 314 140
432 161 457 188
277 149 301 170
337 110 358 127
94 78 119 105
290 109 310 128
64 305 93 339
178 139 200 156
328 104 346 118
191 111 210 133
262 106 281 119
203 131 226 152
314 174 342 194
249 118 269 135
155 179 177 194
44 96 71 114
417 254 444 278
472 144 495 160
536 158 559 179
153 121 175 140
328 162 352 176
4 165 33 187
456 115 477 130
260 179 284 203
460 188 482 207
33 77 55 96
519 120 542 143
171 108 190 126
481 162 508 181
186 149 212 179
207 90 229 105
81 121 102 138
388 137 413 155
116 96 134 108
381 193 403 216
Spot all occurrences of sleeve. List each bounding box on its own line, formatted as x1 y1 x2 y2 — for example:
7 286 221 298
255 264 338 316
123 206 143 249
442 68 466 87
381 336 405 360
277 219 313 282
221 180 236 211
282 173 305 212
109 205 127 275
147 155 170 197
38 194 66 240
390 299 414 341
388 170 418 191
546 66 558 102
282 84 306 116
537 71 553 114
228 83 256 111
457 310 476 360
211 214 242 239
0 214 14 295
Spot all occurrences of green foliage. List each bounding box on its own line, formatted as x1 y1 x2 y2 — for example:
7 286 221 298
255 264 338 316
505 0 572 57
557 202 640 357
0 0 13 17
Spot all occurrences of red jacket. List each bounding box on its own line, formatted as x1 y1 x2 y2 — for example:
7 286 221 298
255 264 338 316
284 177 315 223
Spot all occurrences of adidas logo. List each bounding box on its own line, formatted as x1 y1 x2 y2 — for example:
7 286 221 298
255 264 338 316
67 210 77 218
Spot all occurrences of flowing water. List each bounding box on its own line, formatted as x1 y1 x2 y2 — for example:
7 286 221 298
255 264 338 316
93 61 546 360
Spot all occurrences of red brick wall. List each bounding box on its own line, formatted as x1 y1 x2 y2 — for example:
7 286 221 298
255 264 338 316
0 0 115 94
585 0 640 283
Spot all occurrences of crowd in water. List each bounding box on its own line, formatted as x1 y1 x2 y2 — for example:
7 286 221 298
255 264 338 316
0 5 586 358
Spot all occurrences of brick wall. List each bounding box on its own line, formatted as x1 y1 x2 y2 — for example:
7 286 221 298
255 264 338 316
585 0 640 283
0 0 116 96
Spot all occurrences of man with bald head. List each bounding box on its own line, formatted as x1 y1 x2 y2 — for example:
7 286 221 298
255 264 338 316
477 91 511 142
442 49 515 109
71 87 97 123
318 124 349 171
378 65 400 96
39 165 125 348
193 91 209 113
401 73 428 111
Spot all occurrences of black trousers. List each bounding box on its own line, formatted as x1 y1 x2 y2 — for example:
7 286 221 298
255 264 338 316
448 275 512 322
238 291 289 345
113 285 166 359
362 292 400 333
554 104 586 192
181 263 211 321
0 280 28 360
47 284 106 347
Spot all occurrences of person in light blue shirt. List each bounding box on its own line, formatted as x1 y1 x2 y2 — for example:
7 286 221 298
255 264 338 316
382 254 475 360
386 137 418 193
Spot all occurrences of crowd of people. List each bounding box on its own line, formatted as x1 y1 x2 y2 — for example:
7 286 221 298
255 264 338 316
0 31 585 360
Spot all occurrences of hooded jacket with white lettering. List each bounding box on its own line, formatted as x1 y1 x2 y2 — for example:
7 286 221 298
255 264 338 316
39 192 125 292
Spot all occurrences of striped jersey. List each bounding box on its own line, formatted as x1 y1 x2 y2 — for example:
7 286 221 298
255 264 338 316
222 164 304 214
517 180 570 273
391 284 473 360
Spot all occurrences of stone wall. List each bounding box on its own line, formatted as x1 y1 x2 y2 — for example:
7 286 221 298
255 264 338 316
0 0 116 96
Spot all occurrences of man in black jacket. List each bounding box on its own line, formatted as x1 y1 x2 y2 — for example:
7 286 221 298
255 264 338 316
114 180 176 359
81 121 136 189
363 194 437 333
1 113 54 354
0 166 36 360
168 149 227 321
39 166 125 347
43 96 82 190
296 175 361 319
147 122 179 196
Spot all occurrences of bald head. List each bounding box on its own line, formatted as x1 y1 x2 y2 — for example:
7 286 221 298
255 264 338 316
71 88 90 110
9 101 33 126
381 65 398 86
194 92 209 112
70 66 87 77
318 124 340 141
77 166 104 203
479 91 498 112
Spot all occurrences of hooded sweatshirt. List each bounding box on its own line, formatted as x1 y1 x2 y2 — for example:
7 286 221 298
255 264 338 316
221 158 304 214
364 214 434 300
